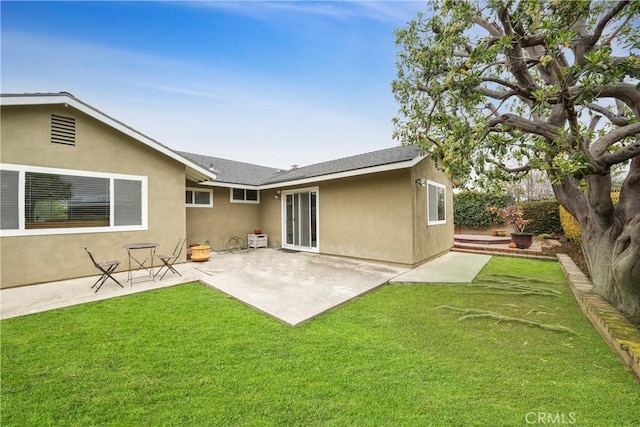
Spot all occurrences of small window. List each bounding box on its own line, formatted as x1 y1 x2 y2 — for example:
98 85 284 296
427 180 446 225
230 188 260 204
51 114 76 146
186 187 213 207
246 189 258 201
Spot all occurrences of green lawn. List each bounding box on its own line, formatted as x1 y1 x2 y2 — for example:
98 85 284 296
1 257 638 426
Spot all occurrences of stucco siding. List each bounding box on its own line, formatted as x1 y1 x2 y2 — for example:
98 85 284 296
186 186 261 250
410 156 454 264
1 105 186 288
315 170 414 264
259 189 283 247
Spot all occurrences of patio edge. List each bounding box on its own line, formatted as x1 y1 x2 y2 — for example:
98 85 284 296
557 253 640 382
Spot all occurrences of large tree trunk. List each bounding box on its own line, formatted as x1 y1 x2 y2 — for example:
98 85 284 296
582 216 640 325
553 162 640 325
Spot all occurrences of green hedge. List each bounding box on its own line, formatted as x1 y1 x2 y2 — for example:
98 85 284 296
521 199 563 235
453 191 511 228
454 192 562 234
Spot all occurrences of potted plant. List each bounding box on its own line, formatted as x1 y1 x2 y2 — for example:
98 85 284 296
486 204 533 248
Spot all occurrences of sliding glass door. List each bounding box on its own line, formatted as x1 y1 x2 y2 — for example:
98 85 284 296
283 188 318 251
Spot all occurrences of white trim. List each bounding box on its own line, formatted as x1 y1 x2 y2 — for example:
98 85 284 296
201 182 258 190
281 186 320 253
1 94 217 182
426 179 447 226
185 187 213 208
0 163 148 236
259 157 424 189
199 155 426 190
230 188 260 204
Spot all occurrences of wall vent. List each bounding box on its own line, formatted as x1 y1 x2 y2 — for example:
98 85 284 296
51 114 76 146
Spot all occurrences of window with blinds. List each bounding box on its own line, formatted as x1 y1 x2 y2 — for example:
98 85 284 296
1 170 20 230
25 172 109 229
0 165 147 235
115 179 143 225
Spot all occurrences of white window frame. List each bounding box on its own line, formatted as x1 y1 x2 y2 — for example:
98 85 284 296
0 163 148 236
427 180 447 225
185 187 213 208
230 187 260 204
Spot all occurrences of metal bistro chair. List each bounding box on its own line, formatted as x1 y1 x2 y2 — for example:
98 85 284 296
83 245 124 292
154 238 186 280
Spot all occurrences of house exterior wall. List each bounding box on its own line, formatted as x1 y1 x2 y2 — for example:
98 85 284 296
319 170 414 264
0 104 186 288
258 189 283 247
411 156 455 264
255 160 453 266
257 170 415 265
185 185 261 250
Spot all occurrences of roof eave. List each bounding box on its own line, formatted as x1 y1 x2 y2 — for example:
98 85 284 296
198 181 260 189
258 154 426 189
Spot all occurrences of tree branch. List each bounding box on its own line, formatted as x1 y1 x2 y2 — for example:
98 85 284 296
497 5 537 89
482 76 532 95
599 139 640 166
520 34 546 48
586 115 602 147
591 1 630 46
591 122 640 157
485 102 501 118
588 115 602 133
475 15 503 38
592 84 640 118
551 175 587 222
603 14 633 45
488 158 531 173
473 86 519 100
489 114 561 141
586 103 631 126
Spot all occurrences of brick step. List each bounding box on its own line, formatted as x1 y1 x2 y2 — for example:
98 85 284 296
452 245 558 261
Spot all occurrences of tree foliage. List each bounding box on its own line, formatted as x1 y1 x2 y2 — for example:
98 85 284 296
393 0 639 186
393 0 640 322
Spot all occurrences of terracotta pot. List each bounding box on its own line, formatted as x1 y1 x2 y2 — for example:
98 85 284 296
190 245 211 262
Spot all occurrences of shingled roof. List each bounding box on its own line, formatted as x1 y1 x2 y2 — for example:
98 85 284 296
179 145 425 187
178 152 281 186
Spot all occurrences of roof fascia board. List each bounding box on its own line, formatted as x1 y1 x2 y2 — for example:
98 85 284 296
258 155 425 189
199 181 259 190
198 155 426 189
1 94 217 182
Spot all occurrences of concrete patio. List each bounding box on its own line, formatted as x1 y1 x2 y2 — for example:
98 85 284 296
1 249 491 326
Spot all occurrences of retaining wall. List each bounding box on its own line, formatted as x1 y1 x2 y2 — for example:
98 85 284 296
557 254 640 381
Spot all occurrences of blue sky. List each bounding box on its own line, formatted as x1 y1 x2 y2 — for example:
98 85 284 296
1 1 424 168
